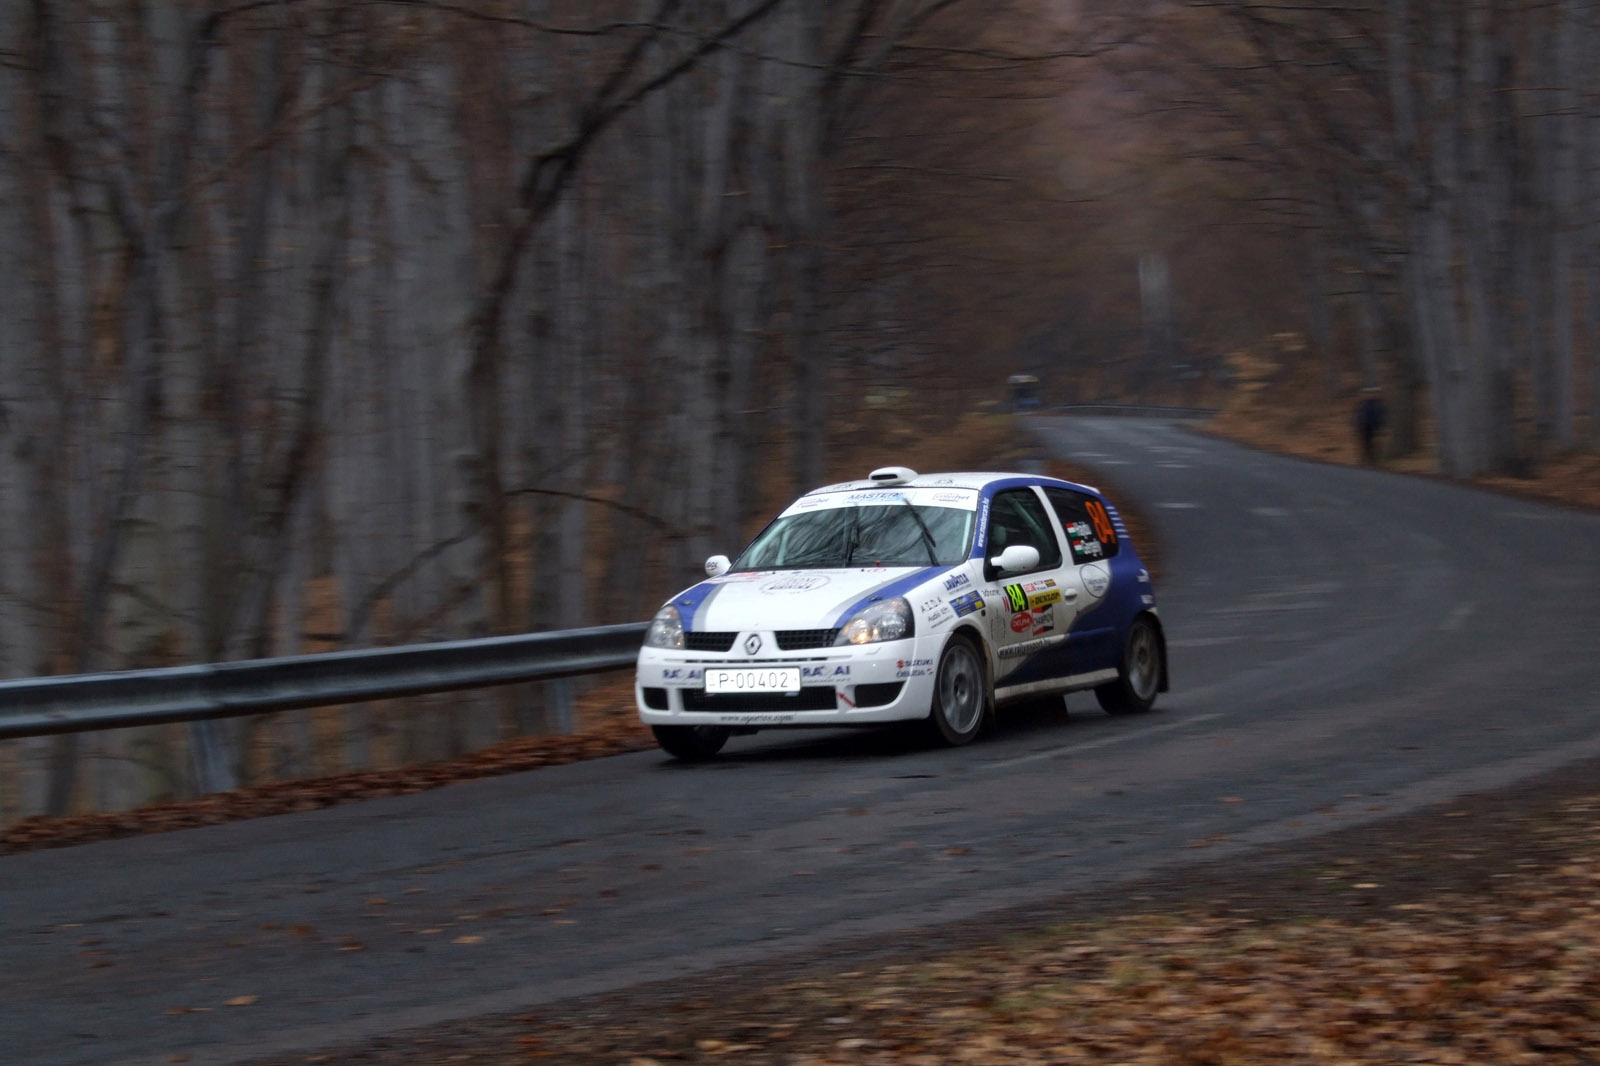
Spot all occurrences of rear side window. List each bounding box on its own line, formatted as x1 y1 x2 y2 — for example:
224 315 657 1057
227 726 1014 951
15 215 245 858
1044 487 1120 562
985 489 1063 570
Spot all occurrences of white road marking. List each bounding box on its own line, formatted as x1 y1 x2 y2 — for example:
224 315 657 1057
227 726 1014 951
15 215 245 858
982 713 1224 770
1157 501 1201 509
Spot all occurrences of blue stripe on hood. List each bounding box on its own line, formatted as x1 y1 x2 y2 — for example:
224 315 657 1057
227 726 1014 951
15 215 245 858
670 564 962 633
667 579 722 633
831 565 953 627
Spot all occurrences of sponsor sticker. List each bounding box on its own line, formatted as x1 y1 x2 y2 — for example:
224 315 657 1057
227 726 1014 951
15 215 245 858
760 575 831 593
998 637 1051 659
1010 611 1034 634
943 571 972 592
1019 580 1061 609
925 605 953 628
1027 588 1062 610
895 657 934 679
1082 562 1110 597
1072 538 1104 561
1002 584 1028 613
720 713 799 725
950 591 985 617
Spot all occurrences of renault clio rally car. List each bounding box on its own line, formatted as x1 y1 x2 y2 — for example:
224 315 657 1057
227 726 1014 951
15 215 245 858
635 467 1168 760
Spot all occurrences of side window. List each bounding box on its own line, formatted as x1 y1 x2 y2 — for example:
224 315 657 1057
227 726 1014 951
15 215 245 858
1044 487 1120 562
986 489 1063 570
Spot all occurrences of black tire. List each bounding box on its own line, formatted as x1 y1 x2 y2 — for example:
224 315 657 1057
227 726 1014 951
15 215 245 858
651 724 731 761
928 635 989 746
1095 615 1162 715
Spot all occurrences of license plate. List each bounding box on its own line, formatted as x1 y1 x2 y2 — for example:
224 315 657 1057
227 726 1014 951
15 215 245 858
703 667 801 694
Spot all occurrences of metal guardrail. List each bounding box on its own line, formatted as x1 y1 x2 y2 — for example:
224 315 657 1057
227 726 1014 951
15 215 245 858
0 622 649 741
1049 403 1218 420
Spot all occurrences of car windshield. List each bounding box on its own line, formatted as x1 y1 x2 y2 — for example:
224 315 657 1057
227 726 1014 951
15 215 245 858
735 503 974 570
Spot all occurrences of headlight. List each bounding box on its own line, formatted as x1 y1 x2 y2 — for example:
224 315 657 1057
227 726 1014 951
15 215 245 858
834 597 914 645
645 604 684 649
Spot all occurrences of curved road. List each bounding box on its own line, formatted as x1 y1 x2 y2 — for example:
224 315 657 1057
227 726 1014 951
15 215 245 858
4 418 1599 1066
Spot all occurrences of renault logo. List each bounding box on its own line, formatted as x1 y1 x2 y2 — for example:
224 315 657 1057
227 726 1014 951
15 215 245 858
743 633 762 655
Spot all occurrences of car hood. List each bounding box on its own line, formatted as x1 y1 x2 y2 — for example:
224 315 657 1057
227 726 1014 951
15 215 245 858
675 565 954 633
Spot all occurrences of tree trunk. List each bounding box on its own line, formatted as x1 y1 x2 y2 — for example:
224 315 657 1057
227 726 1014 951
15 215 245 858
785 5 828 491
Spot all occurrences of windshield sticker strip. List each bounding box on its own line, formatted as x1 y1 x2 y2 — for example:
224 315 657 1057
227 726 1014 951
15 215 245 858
781 487 978 517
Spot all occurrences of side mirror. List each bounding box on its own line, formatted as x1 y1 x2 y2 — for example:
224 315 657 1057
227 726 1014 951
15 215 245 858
705 554 732 578
988 544 1041 575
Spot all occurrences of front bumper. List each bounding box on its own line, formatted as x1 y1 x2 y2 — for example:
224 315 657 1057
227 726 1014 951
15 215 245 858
635 635 937 729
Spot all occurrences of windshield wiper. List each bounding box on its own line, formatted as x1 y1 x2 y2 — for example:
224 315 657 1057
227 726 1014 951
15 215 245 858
900 501 940 565
843 505 861 567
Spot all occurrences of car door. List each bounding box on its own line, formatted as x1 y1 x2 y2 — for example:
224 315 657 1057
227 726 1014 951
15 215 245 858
1042 486 1123 673
981 487 1081 687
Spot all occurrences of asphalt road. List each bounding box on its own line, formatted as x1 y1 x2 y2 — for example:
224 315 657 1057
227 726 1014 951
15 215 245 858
5 418 1599 1066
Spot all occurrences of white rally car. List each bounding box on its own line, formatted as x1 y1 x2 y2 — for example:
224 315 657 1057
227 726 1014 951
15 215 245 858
636 467 1168 759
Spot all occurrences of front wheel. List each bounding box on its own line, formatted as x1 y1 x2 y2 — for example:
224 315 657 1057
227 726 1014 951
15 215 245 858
1095 615 1162 715
929 636 989 745
651 724 731 761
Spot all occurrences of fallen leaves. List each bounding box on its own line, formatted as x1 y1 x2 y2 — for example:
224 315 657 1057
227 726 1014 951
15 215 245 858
1 712 657 855
271 796 1600 1066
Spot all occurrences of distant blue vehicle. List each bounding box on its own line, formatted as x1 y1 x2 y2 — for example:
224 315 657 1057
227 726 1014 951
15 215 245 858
636 467 1168 759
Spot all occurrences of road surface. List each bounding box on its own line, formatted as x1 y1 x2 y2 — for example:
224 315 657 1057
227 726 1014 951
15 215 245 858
4 418 1598 1066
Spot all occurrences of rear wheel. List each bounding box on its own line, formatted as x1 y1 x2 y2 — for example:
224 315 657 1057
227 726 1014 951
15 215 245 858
929 636 989 745
1095 615 1161 715
651 724 731 761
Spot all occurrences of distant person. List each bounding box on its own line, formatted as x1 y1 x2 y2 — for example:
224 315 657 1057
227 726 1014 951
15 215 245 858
1355 387 1386 465
1008 373 1040 413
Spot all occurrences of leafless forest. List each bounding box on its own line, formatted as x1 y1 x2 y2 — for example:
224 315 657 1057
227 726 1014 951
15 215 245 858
1 0 1596 819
